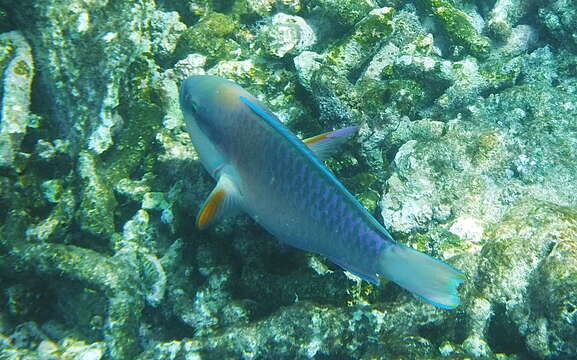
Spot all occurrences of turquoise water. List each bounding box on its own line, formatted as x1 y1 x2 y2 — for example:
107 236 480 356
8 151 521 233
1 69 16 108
0 0 576 359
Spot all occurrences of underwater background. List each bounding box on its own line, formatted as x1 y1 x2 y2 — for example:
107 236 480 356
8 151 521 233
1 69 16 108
1 0 576 359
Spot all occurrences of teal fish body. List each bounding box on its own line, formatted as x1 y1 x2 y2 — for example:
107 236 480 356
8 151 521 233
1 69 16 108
180 75 465 309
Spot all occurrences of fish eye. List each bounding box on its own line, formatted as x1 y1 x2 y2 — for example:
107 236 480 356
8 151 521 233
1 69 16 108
189 100 198 113
185 94 199 114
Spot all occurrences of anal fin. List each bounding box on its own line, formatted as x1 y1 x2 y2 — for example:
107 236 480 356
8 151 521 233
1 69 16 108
329 257 380 285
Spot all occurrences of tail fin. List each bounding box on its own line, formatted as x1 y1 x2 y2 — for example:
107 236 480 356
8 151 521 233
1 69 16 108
378 244 465 309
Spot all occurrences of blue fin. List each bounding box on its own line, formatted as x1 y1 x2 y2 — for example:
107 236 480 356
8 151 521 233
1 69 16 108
240 96 281 126
303 126 359 160
377 244 466 309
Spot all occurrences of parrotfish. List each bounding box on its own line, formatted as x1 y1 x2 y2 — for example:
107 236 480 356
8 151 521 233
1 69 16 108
179 75 465 309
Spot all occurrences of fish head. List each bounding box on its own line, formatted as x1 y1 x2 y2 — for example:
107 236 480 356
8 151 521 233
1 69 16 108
179 75 247 176
181 74 251 134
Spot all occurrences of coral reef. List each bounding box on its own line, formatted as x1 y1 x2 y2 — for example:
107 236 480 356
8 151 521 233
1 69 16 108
305 0 377 27
174 12 239 63
540 0 577 49
0 31 34 169
469 201 577 359
422 0 491 56
258 13 316 58
1 0 577 359
487 0 530 40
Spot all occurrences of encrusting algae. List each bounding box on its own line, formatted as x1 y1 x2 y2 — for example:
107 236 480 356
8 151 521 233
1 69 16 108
1 0 577 359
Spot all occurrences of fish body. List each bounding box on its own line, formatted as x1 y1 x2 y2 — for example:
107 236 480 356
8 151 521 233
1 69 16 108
180 75 464 309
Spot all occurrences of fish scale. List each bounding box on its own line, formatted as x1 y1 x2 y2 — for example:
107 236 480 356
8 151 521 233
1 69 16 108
238 99 402 278
180 75 465 309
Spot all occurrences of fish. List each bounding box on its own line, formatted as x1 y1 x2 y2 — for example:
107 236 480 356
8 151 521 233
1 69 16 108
179 75 465 309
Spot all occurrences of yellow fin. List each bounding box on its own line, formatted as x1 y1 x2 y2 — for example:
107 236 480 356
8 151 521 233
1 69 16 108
197 189 226 229
196 174 241 230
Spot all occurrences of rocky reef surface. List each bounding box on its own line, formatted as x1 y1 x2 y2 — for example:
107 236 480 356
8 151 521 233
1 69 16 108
0 0 576 359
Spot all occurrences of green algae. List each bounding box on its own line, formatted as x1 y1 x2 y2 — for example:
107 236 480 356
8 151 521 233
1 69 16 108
103 56 163 184
12 59 30 77
423 0 491 56
469 201 577 358
535 240 577 357
0 7 10 33
174 12 238 63
2 0 577 359
0 211 143 359
345 171 381 213
78 152 117 237
386 79 426 117
325 7 395 74
466 130 506 168
26 188 76 242
309 0 377 27
354 78 390 116
404 228 464 256
0 32 34 168
0 41 13 73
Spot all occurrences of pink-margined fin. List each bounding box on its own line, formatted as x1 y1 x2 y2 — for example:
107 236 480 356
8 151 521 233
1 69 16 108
303 126 359 161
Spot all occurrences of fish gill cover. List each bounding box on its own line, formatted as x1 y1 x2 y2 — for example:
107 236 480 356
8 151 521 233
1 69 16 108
0 0 576 359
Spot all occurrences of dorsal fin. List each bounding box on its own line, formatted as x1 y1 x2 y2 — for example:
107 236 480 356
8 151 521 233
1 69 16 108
240 95 386 232
303 126 359 160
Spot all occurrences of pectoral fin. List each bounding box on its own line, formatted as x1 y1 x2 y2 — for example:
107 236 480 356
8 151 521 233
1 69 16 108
196 174 242 230
304 126 359 160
